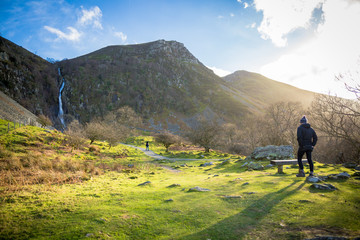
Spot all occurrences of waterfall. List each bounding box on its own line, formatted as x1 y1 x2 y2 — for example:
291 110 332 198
58 68 66 128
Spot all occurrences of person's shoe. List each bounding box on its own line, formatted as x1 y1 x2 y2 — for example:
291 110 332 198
296 169 305 177
309 171 314 177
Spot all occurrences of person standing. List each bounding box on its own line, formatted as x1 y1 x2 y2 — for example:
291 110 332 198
296 116 317 177
146 141 149 151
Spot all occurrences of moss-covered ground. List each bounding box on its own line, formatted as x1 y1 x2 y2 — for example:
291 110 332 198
1 124 359 239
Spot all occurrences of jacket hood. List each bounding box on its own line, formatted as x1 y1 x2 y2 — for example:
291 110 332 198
301 123 311 128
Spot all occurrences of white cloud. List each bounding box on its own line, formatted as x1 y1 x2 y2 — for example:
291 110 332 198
78 6 103 29
259 0 360 99
217 15 224 19
230 13 235 17
244 2 249 8
44 26 81 41
114 31 127 42
207 66 232 77
246 22 256 28
254 0 323 47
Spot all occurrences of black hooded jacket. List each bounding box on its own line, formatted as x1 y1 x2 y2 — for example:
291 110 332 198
297 123 317 148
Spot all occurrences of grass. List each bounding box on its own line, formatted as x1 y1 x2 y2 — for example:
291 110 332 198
0 122 360 239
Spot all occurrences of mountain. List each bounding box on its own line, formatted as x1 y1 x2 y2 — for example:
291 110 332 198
222 70 316 111
0 36 318 131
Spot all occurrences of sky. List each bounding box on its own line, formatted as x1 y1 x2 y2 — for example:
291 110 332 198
1 0 360 99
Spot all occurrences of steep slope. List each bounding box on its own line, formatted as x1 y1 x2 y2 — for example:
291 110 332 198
57 40 249 129
223 70 317 111
0 36 58 120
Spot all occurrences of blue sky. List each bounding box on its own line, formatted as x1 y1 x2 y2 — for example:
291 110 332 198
1 0 360 99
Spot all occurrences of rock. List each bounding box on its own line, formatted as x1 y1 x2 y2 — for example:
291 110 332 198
180 164 187 167
343 162 357 168
86 233 94 237
213 174 219 177
138 181 151 186
230 178 243 183
265 164 274 168
224 195 242 199
311 183 337 191
220 159 231 165
241 162 248 167
250 145 294 160
188 186 211 192
337 172 351 179
200 162 214 167
247 162 264 170
299 200 312 203
355 165 360 171
244 192 256 195
167 184 181 188
353 172 360 176
164 199 174 202
305 236 349 240
128 164 134 168
307 176 322 183
242 182 250 186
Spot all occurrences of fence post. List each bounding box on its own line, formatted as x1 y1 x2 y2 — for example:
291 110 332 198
8 122 10 132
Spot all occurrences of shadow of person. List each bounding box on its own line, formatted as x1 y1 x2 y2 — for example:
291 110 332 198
178 180 306 240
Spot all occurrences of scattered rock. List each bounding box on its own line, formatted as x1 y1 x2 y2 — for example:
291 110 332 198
299 200 312 203
337 172 351 179
128 164 134 168
355 165 360 171
241 162 248 167
311 183 337 191
230 178 243 183
86 233 94 237
223 195 242 199
265 164 274 168
164 199 174 202
250 145 294 160
342 162 357 168
200 162 214 167
129 176 138 179
213 174 219 177
220 159 231 165
188 186 211 192
138 181 151 186
244 192 256 195
180 164 187 167
305 236 349 240
167 184 181 188
242 182 250 186
307 176 322 183
247 162 264 170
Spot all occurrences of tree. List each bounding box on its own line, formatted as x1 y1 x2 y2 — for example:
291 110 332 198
64 120 85 150
37 114 52 128
155 131 180 152
187 118 221 152
84 120 105 145
312 94 360 163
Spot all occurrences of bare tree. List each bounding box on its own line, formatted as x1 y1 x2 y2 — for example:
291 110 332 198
187 118 221 152
312 94 360 163
37 114 52 128
84 120 105 144
155 131 180 152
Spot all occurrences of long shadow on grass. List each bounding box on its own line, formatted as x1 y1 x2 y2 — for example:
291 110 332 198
179 180 306 240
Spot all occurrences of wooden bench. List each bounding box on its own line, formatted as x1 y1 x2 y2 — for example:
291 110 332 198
270 159 308 174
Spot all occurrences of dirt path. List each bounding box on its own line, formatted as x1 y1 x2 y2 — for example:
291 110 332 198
121 143 224 161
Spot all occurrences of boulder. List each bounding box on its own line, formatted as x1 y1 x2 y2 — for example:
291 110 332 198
355 165 360 171
337 172 351 179
138 181 151 186
200 162 214 167
307 176 322 183
311 183 337 191
247 162 264 170
188 186 211 192
250 145 294 160
167 184 181 188
342 162 357 168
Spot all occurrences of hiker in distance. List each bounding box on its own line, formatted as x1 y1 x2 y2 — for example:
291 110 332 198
296 115 318 177
146 141 149 151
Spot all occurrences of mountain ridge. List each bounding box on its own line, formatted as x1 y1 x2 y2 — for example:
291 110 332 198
0 36 317 130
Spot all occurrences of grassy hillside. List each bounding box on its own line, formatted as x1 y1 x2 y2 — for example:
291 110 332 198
1 120 359 239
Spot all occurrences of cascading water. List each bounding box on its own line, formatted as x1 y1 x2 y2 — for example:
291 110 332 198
58 68 66 128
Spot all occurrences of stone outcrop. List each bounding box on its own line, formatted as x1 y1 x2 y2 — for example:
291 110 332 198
250 145 294 160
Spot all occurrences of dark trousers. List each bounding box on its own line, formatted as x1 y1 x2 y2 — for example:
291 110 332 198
297 148 314 172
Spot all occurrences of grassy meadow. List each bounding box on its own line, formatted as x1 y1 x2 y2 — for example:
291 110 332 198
0 121 360 239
